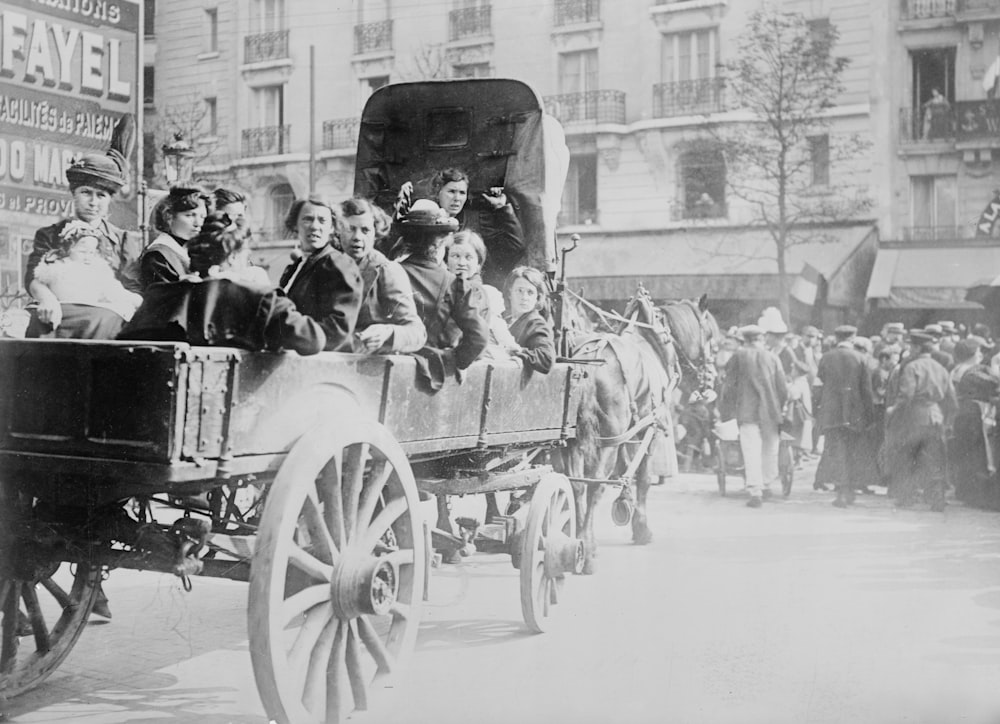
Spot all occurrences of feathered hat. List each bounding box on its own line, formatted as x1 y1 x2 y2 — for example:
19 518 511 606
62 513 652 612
65 114 134 194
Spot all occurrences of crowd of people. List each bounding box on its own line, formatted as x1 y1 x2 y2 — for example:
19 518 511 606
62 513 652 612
717 309 1000 512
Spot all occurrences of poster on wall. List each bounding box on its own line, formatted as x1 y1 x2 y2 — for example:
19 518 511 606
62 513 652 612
0 0 139 298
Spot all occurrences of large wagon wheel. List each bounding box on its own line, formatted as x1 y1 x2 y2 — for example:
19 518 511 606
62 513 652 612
0 490 102 697
249 419 426 724
519 472 583 634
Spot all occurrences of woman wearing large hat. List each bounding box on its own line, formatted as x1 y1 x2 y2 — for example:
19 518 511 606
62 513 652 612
395 199 488 382
24 116 143 339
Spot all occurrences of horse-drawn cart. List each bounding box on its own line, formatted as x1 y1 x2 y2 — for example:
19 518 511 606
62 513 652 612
0 78 583 723
0 341 589 721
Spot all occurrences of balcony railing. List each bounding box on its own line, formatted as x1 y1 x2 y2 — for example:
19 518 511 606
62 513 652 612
554 0 600 26
900 0 955 19
543 90 626 124
244 30 289 64
898 106 957 143
653 78 726 118
449 5 491 41
354 19 393 55
322 118 359 151
242 125 290 157
901 226 972 242
672 200 728 221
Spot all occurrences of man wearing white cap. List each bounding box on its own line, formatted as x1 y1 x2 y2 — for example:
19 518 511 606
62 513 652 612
719 324 789 508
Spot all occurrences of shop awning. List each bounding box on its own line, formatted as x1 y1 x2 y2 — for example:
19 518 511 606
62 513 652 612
563 224 875 301
865 246 1000 309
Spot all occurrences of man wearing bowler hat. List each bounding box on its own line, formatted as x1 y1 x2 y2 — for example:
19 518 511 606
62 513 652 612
884 329 957 510
718 324 789 508
817 325 875 507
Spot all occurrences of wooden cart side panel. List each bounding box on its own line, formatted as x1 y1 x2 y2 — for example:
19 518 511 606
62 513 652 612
0 340 188 463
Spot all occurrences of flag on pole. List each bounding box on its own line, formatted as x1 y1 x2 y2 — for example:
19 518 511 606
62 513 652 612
983 55 1000 99
790 262 822 306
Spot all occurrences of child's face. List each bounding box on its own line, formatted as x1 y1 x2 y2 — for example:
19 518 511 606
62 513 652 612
447 244 480 279
508 277 538 317
68 236 100 264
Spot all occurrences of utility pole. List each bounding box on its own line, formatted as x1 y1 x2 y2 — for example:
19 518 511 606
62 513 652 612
309 45 316 195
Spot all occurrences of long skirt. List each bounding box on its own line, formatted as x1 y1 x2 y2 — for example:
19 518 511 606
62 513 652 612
26 303 126 340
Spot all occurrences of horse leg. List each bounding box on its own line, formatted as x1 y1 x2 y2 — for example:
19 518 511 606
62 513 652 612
484 492 501 522
632 458 654 545
435 494 453 533
581 482 604 575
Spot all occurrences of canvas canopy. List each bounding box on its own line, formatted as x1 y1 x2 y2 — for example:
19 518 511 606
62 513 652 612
354 79 569 271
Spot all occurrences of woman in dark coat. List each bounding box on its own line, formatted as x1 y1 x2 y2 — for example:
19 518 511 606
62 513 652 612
121 213 325 354
503 265 555 374
278 196 363 351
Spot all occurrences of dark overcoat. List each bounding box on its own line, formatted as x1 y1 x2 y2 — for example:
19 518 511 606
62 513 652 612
279 245 362 352
817 344 875 432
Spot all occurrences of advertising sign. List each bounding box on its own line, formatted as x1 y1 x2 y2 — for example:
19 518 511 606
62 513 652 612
0 0 139 298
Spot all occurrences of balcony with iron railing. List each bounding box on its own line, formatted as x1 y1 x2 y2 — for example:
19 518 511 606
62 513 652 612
242 125 290 157
354 19 393 55
449 5 492 41
900 0 956 19
543 90 626 125
322 118 360 151
554 0 600 26
653 78 726 118
898 106 957 144
244 30 289 64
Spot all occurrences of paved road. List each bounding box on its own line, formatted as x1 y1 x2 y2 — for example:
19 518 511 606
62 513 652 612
6 467 1000 724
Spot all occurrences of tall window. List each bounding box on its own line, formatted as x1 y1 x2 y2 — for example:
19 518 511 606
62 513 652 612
269 183 295 240
911 47 955 113
253 0 286 32
143 65 155 105
560 154 597 226
661 28 718 83
205 8 218 53
679 147 726 219
204 97 218 136
143 0 155 36
911 175 957 238
809 134 830 186
558 50 598 94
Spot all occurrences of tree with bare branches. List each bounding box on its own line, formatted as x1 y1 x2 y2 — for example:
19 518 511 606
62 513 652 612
704 4 871 320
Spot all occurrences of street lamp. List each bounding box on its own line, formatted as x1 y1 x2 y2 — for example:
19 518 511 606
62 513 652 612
161 131 194 186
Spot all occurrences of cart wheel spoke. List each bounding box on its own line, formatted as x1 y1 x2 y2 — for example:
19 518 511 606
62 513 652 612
288 602 334 682
39 578 71 610
324 619 349 724
345 622 369 712
302 618 339 720
318 457 346 550
342 443 369 543
303 488 339 564
356 460 391 533
0 582 21 675
20 585 50 654
356 497 407 554
356 615 394 674
282 585 332 628
288 544 335 583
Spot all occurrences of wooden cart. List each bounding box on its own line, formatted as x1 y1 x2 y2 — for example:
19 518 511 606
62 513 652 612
0 339 589 721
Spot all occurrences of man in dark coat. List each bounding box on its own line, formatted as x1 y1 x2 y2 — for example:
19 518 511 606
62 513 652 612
120 213 326 355
884 330 958 511
719 324 789 508
923 323 954 371
279 197 362 351
817 325 875 508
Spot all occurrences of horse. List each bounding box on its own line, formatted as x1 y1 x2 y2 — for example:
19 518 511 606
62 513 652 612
555 286 680 572
659 295 721 472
